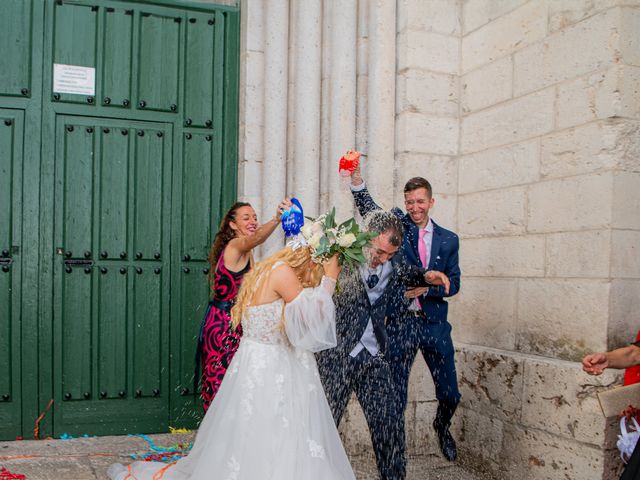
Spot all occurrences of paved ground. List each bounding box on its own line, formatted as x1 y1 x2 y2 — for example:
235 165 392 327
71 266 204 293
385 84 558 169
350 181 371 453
0 433 494 479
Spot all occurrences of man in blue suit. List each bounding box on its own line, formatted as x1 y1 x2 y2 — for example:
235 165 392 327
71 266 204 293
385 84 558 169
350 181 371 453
349 168 462 462
317 211 449 480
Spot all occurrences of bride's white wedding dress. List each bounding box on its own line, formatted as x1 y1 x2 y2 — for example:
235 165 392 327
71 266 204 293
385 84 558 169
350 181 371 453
108 275 355 480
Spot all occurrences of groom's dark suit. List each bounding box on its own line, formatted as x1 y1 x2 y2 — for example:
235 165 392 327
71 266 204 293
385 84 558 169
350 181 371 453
352 185 462 460
317 258 426 480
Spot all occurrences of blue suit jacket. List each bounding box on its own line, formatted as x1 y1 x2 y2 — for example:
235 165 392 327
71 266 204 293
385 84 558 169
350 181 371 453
324 255 427 359
352 186 461 324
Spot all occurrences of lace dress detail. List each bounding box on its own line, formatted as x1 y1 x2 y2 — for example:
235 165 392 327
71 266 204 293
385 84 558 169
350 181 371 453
241 300 288 346
108 277 354 480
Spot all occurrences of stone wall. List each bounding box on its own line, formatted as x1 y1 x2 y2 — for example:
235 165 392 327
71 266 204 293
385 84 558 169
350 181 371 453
452 1 639 478
236 0 640 478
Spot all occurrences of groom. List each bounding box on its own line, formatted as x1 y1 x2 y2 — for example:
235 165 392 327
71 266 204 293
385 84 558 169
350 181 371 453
349 167 462 462
317 210 448 480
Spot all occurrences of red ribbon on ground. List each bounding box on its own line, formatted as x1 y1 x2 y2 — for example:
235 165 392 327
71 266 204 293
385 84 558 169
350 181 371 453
0 467 27 479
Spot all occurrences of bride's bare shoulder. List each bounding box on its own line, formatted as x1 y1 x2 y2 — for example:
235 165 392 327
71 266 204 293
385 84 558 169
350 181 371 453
269 263 303 303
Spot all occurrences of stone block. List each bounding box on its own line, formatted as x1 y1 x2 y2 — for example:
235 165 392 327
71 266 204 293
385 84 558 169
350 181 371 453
397 0 461 36
613 171 640 229
461 0 529 34
461 236 545 277
241 50 265 122
500 424 607 480
461 88 555 154
356 74 369 151
458 186 527 237
461 56 512 113
514 9 620 96
412 400 440 455
396 111 459 156
454 407 505 464
242 0 264 52
540 120 627 179
527 173 614 233
396 154 458 197
609 279 640 348
456 346 525 422
428 194 458 232
618 64 640 119
404 401 418 454
449 277 518 350
408 354 437 403
461 1 548 73
548 0 639 32
521 357 619 445
458 139 540 194
240 123 264 165
621 6 640 67
611 229 640 278
556 68 619 130
545 230 611 278
516 278 609 360
397 29 459 75
396 70 458 116
339 394 373 456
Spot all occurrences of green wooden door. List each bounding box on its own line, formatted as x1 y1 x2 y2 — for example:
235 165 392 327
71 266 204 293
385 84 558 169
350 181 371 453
0 109 24 440
0 0 239 439
52 116 172 435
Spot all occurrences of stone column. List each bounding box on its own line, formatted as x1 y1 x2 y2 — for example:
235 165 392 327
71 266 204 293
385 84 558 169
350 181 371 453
238 0 265 215
291 0 322 216
326 0 357 219
366 0 396 206
260 0 289 257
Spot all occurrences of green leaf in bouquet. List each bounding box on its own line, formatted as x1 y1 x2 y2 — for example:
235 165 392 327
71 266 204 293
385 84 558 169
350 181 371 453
325 208 337 229
338 218 355 233
342 248 361 262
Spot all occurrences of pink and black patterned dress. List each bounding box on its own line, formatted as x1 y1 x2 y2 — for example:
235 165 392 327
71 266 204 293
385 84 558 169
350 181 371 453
197 250 250 411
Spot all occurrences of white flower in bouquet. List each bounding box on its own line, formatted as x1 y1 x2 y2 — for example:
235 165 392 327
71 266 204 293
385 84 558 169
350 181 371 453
311 221 324 235
304 208 378 268
337 232 356 248
327 228 339 245
308 232 323 249
300 222 314 239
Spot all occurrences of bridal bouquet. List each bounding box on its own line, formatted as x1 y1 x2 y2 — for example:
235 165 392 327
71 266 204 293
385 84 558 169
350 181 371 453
301 208 377 268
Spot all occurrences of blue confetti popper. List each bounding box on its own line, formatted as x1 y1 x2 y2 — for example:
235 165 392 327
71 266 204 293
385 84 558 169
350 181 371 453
281 198 304 237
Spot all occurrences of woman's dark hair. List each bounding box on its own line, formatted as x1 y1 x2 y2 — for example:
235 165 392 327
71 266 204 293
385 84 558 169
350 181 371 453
208 202 252 277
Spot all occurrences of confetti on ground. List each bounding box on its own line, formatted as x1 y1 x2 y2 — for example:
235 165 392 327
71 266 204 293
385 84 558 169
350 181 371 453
168 427 191 434
128 434 192 463
0 467 27 479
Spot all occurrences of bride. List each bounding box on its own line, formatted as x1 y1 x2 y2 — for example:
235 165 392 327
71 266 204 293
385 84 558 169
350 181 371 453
108 243 355 480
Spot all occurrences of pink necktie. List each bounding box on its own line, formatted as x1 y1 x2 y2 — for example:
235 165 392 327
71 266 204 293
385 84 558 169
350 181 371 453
418 229 427 268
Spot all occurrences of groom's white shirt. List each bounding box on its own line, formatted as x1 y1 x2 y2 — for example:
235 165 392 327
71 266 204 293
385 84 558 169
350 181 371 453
350 261 392 358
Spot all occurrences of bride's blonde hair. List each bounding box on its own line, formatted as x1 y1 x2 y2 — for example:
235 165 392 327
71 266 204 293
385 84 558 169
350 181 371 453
230 246 324 329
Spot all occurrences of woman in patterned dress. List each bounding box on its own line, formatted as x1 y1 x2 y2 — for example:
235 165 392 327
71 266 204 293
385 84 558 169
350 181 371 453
197 198 291 410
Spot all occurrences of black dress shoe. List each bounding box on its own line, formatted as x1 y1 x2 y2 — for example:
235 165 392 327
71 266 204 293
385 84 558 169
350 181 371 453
433 419 457 461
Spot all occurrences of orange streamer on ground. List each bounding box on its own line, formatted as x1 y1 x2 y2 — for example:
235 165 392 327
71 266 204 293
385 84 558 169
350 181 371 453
33 399 54 440
152 461 177 480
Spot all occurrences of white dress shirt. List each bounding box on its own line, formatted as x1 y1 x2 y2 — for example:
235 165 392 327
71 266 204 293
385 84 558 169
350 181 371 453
349 261 392 358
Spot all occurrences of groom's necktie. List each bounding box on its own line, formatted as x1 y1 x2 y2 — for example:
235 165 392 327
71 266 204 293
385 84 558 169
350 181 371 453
418 229 427 267
366 273 379 289
418 229 427 308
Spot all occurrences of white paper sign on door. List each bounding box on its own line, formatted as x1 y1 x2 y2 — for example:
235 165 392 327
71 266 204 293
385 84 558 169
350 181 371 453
53 63 96 95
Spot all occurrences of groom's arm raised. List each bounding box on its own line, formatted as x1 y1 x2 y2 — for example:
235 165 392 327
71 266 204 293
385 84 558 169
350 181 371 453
348 162 384 218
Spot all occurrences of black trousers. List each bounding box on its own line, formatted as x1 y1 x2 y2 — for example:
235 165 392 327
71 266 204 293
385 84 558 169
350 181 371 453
318 350 406 480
